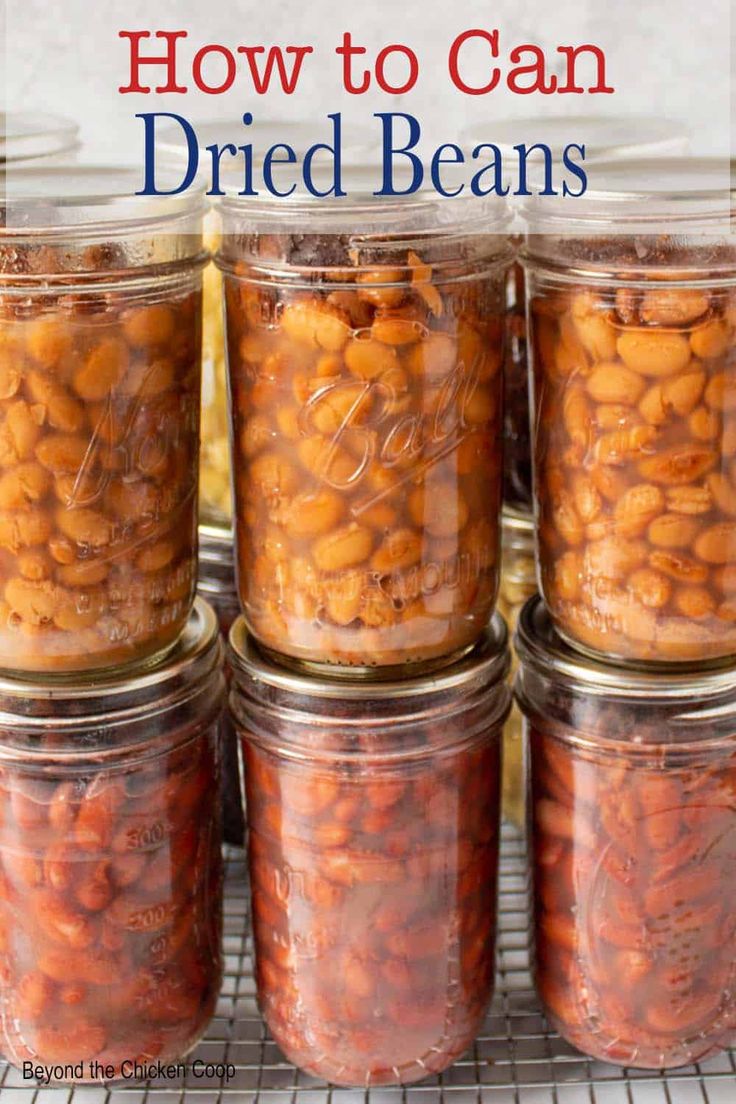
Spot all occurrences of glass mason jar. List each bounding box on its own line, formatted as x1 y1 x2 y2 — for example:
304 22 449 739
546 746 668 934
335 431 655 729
197 523 243 846
497 508 537 825
0 598 225 1081
229 614 510 1086
460 117 689 515
1 111 80 166
522 158 736 663
516 594 736 1069
217 181 511 672
0 167 205 673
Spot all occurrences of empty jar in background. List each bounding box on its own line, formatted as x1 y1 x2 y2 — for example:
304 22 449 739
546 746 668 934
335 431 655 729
229 615 510 1086
0 599 225 1081
0 167 205 673
523 158 736 663
217 174 511 673
516 595 736 1069
197 524 244 846
459 116 689 515
1 111 79 166
497 508 538 825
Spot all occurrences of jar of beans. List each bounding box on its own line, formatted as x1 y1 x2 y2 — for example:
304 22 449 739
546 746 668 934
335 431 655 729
229 613 510 1086
0 166 205 673
497 508 537 825
516 594 736 1069
522 158 736 662
197 524 243 846
0 598 225 1081
217 176 511 672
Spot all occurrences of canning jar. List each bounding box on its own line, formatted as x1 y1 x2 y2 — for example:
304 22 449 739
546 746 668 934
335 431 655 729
522 158 736 663
460 117 689 514
217 181 511 672
197 524 243 845
0 598 225 1081
0 167 205 672
1 111 80 166
229 614 510 1086
497 509 537 825
516 594 736 1069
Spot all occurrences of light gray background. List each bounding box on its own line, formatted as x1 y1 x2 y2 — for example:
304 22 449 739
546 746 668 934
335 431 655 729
2 0 733 164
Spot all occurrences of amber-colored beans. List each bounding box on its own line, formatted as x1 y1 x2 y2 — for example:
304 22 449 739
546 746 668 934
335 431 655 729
0 730 222 1077
221 248 505 669
241 730 500 1086
528 720 736 1068
0 286 201 671
529 280 736 660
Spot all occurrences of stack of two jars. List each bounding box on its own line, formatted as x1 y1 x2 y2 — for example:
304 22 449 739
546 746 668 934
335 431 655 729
214 168 519 1086
515 157 736 1069
0 168 228 1078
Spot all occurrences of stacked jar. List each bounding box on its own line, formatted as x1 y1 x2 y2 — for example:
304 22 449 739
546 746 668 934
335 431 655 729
216 178 515 1084
516 158 736 1068
0 167 226 1080
461 119 690 825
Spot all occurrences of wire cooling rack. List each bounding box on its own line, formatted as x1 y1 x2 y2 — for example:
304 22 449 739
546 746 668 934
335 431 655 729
1 824 734 1104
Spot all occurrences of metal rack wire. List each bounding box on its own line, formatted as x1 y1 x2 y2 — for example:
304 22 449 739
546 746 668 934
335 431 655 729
1 824 734 1103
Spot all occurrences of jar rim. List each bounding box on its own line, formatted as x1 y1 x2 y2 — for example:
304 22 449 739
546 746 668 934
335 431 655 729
0 598 222 741
1 110 80 164
515 594 736 703
228 614 509 701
